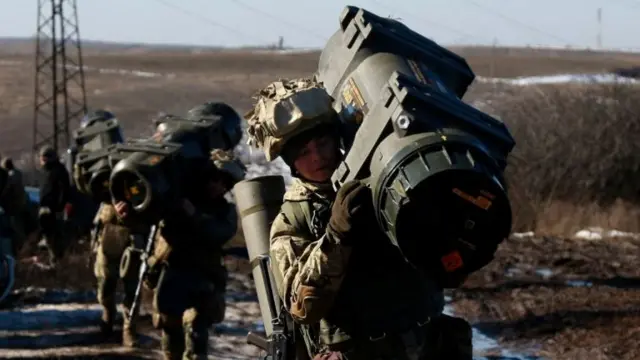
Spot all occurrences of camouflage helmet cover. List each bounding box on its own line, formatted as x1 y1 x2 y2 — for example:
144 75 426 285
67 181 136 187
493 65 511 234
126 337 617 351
244 77 337 161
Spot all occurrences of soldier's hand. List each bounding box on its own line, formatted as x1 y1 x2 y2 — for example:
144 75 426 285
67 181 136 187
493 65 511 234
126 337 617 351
327 180 374 245
114 201 129 219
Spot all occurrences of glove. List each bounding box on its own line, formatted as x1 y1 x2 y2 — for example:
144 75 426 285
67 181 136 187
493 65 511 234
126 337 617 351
326 180 374 245
63 203 73 220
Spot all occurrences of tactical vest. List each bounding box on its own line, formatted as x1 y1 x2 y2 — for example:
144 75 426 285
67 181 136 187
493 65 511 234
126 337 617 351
281 195 445 351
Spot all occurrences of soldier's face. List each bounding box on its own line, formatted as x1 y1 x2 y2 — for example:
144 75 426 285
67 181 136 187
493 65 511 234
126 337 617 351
293 134 340 183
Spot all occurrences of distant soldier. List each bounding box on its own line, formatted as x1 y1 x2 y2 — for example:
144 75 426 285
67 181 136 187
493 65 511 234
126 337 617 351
114 150 246 360
0 157 29 252
38 146 71 267
75 109 144 346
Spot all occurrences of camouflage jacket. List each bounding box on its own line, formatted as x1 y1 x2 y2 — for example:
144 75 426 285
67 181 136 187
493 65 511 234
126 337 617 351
95 203 148 260
149 197 237 285
270 178 445 348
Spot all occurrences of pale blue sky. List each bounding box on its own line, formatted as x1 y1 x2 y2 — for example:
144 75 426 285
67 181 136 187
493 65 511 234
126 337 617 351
1 0 638 50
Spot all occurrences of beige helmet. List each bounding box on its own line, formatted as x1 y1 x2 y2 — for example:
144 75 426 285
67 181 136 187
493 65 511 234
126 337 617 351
245 77 337 162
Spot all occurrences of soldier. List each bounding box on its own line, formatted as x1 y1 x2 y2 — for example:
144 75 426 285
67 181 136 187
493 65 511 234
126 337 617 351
91 203 147 345
73 109 144 346
0 157 30 253
245 78 474 360
37 146 71 267
114 149 246 360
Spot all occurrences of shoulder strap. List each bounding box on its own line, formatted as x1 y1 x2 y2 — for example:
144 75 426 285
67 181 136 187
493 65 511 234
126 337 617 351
279 201 322 356
281 201 315 238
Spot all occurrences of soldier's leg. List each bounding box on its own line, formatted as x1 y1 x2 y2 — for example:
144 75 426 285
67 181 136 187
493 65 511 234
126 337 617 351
182 308 210 360
38 211 56 265
121 260 140 347
44 218 66 266
154 314 185 360
93 245 118 335
153 270 187 360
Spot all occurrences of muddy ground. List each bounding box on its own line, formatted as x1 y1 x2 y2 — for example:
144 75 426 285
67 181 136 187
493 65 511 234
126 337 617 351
451 234 640 360
3 233 637 359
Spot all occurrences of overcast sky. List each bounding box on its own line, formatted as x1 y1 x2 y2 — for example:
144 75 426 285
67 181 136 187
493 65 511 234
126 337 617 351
1 0 638 50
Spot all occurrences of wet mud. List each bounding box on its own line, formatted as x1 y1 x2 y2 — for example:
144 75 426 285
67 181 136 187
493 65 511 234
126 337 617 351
451 235 640 360
3 235 638 359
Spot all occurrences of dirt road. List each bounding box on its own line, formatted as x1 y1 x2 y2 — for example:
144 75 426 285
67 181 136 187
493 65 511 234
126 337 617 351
0 233 636 359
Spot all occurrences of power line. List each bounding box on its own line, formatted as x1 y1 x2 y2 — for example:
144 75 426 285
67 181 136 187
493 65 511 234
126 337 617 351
150 0 267 44
225 0 328 41
456 0 573 45
368 0 489 44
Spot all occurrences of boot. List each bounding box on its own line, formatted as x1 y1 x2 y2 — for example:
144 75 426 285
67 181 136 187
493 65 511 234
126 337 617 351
122 327 139 348
99 306 114 336
122 307 139 348
161 328 185 360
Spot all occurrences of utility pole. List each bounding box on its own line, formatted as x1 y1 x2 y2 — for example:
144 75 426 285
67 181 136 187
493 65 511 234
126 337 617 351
33 0 87 154
596 8 602 49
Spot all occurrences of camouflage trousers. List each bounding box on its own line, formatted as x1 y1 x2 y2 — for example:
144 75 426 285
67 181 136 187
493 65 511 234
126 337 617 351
152 266 226 360
313 315 473 360
93 242 138 333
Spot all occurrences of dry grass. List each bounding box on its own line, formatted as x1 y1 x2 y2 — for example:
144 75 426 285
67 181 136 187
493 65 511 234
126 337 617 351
483 83 640 233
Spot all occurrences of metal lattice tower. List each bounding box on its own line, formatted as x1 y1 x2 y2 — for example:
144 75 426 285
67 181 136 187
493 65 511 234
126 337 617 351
33 0 87 154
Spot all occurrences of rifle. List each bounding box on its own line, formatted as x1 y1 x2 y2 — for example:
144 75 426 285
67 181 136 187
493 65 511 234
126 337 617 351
127 223 159 322
247 254 295 360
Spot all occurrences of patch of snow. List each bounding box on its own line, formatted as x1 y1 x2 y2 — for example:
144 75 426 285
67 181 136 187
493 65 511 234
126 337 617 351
476 73 640 86
511 231 535 239
444 301 536 358
573 227 640 240
535 268 553 279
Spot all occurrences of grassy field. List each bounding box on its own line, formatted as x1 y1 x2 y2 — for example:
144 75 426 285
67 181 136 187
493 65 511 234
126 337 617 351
2 42 640 235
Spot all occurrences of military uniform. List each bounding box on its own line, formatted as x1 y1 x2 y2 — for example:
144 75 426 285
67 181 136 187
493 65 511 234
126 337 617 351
245 78 473 360
38 147 71 266
143 150 245 360
0 165 28 254
92 202 147 345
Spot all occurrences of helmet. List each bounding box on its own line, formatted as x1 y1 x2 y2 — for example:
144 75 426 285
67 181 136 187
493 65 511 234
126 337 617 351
187 102 243 150
80 109 115 128
244 77 338 162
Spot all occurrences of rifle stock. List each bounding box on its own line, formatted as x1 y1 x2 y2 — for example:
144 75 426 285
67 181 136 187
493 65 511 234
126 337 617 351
128 223 159 321
247 331 269 351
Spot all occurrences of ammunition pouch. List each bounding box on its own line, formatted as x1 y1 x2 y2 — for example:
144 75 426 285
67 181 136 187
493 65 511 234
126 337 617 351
100 223 131 260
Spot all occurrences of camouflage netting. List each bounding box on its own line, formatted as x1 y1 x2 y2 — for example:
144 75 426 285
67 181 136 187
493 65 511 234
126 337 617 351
244 77 335 161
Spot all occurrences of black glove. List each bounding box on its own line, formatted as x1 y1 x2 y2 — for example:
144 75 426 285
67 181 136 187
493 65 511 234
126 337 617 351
326 180 374 245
